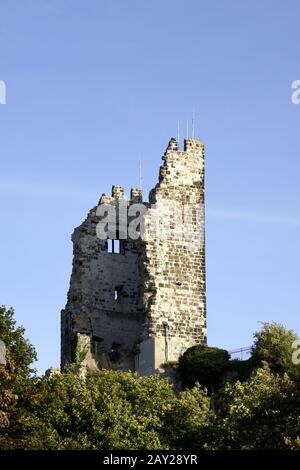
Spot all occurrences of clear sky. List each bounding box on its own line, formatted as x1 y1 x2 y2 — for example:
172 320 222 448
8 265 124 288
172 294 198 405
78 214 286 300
0 0 299 374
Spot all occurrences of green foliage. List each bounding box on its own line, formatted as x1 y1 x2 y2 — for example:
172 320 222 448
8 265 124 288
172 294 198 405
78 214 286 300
0 305 37 381
228 358 253 381
251 322 299 376
1 307 300 450
0 305 37 439
178 344 230 390
163 384 213 449
211 366 300 449
2 370 212 450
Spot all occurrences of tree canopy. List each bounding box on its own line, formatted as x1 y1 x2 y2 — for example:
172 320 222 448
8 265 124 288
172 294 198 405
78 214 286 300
1 305 300 450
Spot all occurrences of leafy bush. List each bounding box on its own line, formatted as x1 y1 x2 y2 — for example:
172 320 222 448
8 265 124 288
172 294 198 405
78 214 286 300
178 344 230 390
251 322 300 377
211 365 300 449
0 305 37 438
1 306 300 450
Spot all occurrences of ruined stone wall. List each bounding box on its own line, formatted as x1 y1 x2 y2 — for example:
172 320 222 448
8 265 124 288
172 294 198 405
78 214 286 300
61 137 207 374
138 138 207 372
61 187 147 371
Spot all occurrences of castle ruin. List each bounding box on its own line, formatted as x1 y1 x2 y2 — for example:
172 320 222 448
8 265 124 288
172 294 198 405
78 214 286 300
61 137 207 375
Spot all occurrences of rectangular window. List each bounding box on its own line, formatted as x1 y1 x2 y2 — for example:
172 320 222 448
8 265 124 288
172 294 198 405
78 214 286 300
107 239 121 254
114 285 123 301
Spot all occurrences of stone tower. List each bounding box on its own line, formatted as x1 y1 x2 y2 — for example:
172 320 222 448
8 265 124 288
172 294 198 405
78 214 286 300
61 137 207 375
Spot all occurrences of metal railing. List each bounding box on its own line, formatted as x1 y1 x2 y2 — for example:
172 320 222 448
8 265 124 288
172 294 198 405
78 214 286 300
229 346 251 361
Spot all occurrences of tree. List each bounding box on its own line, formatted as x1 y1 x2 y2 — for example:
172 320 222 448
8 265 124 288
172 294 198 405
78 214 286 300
1 305 300 450
178 344 230 390
163 384 213 449
2 368 214 450
251 322 300 377
211 365 300 449
3 369 174 450
0 305 37 448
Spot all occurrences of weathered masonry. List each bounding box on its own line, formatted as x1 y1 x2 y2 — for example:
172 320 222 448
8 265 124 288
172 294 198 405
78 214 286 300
61 137 207 375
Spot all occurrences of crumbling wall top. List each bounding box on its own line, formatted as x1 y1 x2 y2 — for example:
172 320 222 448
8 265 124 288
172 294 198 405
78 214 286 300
184 138 204 151
112 185 124 198
130 187 143 202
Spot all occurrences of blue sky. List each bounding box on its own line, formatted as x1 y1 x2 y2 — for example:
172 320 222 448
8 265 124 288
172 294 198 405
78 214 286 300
0 0 299 374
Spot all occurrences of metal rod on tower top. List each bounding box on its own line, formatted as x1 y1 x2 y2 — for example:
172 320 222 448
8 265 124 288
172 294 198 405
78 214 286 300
177 120 180 145
192 112 195 138
139 155 143 191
